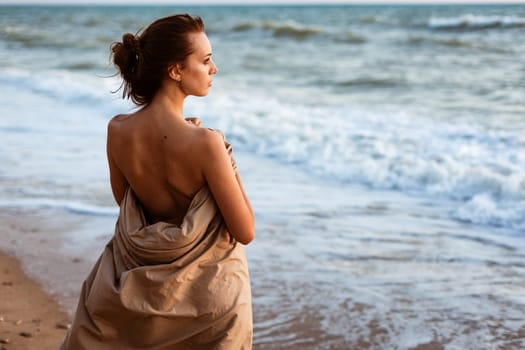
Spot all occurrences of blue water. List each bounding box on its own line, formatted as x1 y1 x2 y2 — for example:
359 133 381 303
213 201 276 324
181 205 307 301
1 4 524 349
1 4 524 231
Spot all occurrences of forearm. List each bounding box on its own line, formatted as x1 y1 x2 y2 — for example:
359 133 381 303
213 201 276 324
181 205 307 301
235 171 255 222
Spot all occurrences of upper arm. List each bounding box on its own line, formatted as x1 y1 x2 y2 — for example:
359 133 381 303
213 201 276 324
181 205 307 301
107 120 128 205
201 131 255 244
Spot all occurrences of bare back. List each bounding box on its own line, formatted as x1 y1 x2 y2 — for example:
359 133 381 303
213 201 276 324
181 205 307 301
105 18 253 244
107 109 210 225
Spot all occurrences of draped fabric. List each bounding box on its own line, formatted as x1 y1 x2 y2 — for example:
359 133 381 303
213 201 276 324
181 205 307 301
61 133 252 349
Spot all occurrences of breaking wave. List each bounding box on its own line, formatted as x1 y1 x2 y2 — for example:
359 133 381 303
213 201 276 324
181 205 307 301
233 20 325 39
429 14 525 30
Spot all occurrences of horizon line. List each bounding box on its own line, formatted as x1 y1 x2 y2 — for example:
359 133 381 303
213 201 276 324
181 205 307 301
1 1 525 5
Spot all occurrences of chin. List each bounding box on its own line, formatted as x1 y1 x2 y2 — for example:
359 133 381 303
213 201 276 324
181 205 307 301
196 88 210 97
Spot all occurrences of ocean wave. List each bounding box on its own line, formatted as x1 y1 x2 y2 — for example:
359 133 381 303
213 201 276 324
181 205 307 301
315 76 401 89
408 35 473 48
334 31 367 44
0 68 122 111
1 25 71 49
429 14 525 30
81 17 105 28
233 20 325 39
0 198 118 216
333 77 400 88
232 21 257 31
61 62 100 71
192 90 525 231
359 15 384 24
232 20 367 44
407 35 512 54
454 193 525 230
0 24 107 50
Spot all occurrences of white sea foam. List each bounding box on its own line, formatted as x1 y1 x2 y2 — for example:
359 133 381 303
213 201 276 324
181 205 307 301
0 67 123 111
429 14 525 30
2 62 524 231
233 19 325 39
189 85 525 231
0 198 118 216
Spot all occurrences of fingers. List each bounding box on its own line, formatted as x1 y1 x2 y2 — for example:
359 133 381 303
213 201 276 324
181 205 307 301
185 117 203 127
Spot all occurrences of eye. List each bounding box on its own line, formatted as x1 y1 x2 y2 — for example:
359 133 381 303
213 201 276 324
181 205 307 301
204 58 210 64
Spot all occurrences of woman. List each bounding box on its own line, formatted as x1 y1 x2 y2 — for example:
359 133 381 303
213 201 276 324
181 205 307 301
61 14 254 350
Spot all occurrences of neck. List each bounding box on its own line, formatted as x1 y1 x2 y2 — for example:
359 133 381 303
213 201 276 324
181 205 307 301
147 83 186 121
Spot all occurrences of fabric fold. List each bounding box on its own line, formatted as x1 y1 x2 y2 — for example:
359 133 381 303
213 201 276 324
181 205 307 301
61 132 252 350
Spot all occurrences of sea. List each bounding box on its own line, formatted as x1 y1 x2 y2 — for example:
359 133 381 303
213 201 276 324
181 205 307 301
0 3 524 349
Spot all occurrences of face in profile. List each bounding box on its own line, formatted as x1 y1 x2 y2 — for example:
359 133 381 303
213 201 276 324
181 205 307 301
177 32 218 97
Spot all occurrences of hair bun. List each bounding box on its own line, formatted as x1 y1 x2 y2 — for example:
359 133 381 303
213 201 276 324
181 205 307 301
122 33 139 56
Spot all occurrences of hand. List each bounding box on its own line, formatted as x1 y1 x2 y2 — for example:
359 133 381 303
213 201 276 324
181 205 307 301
185 117 203 127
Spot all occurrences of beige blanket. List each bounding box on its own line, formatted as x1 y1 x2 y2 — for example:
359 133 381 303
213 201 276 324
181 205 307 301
60 183 252 349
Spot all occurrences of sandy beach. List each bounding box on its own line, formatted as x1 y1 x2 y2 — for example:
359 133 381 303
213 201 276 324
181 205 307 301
0 207 112 350
0 207 114 313
0 251 70 350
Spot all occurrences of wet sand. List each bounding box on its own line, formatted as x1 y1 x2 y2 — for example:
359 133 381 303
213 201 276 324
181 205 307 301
0 207 112 350
0 208 465 350
0 210 445 350
0 208 113 316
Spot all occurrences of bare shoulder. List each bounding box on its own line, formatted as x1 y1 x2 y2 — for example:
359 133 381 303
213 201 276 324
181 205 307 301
186 128 230 175
110 113 134 122
108 113 133 130
107 113 137 141
108 114 124 134
191 127 226 152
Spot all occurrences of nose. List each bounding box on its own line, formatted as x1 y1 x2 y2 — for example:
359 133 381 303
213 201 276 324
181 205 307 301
210 59 218 75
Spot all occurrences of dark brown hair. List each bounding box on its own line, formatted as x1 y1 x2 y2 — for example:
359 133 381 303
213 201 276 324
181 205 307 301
111 14 205 106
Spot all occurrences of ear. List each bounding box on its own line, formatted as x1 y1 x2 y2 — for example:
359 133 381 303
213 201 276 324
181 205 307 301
167 63 183 82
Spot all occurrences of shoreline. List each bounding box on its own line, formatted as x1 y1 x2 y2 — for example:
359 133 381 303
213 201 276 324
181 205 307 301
0 207 114 350
0 207 115 317
0 152 385 349
1 152 524 349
